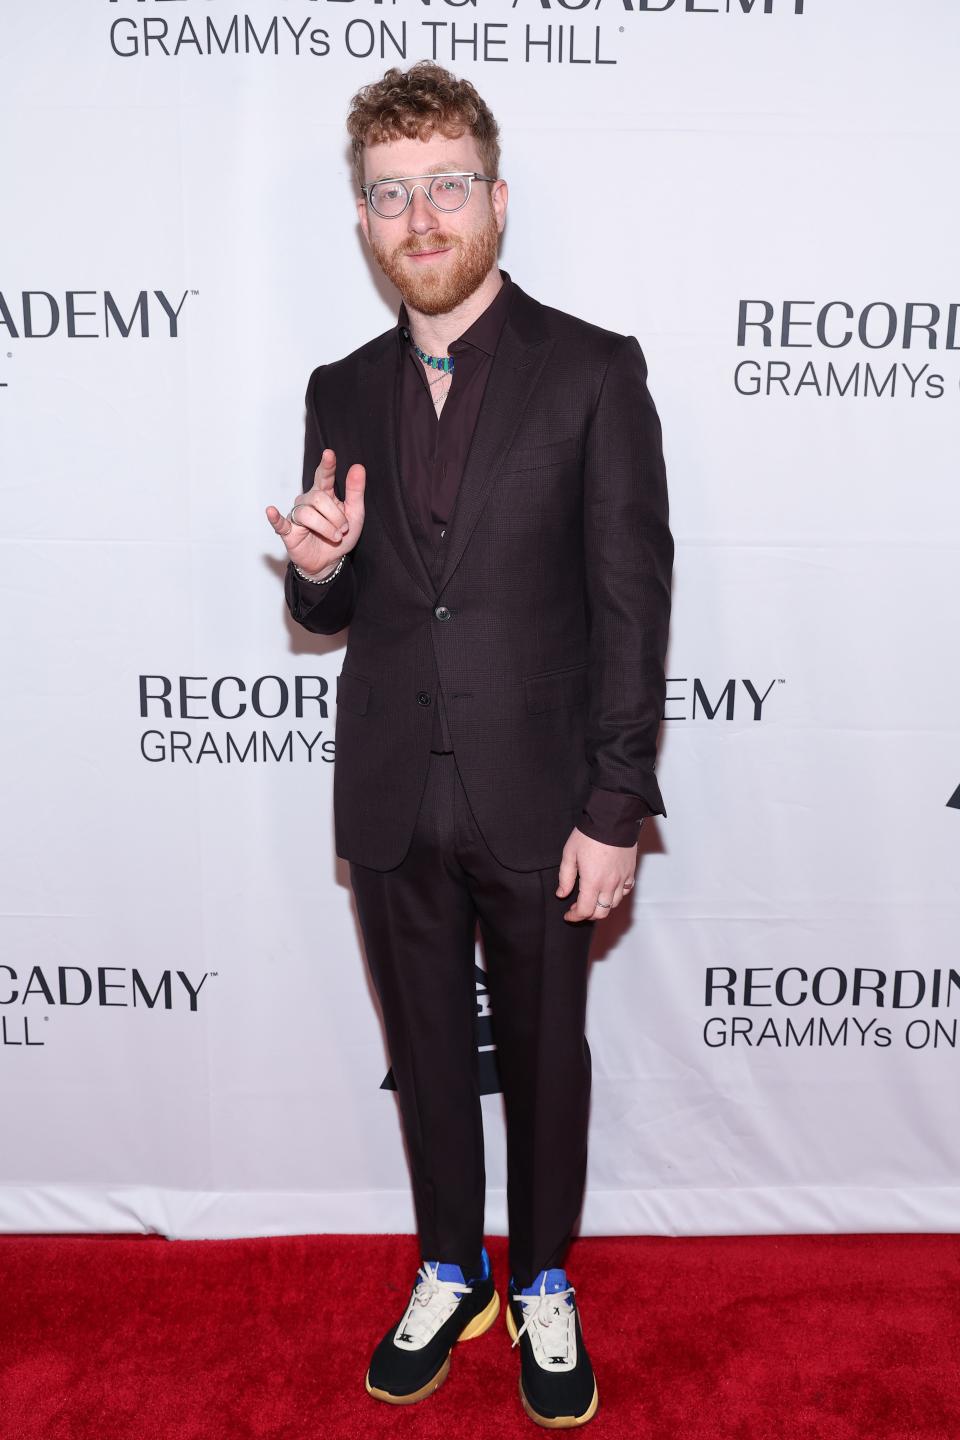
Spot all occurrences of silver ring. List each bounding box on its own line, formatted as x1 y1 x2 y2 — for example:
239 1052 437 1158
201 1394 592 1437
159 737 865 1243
596 898 611 909
288 503 305 524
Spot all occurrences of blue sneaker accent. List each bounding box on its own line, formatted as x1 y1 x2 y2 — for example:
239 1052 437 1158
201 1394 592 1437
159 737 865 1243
422 1246 490 1289
426 1261 466 1285
515 1267 573 1300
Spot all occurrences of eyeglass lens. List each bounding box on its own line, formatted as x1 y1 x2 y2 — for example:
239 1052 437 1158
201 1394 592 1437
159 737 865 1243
368 175 470 217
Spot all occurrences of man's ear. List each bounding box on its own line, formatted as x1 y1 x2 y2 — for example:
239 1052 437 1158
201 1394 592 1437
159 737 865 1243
356 197 369 242
492 178 508 234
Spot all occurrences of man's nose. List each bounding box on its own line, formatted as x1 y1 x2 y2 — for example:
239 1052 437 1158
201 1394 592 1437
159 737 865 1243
406 185 440 233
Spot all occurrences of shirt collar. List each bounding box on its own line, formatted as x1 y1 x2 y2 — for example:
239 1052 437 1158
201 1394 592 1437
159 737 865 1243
397 268 514 358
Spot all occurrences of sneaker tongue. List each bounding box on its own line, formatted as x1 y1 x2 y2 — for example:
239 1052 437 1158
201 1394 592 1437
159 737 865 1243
425 1260 466 1285
521 1267 569 1296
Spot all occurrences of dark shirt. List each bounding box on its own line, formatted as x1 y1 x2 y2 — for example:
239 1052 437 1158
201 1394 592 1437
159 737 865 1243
393 268 650 849
396 271 512 550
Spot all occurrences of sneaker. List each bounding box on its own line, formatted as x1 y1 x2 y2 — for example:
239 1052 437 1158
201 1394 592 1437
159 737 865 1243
365 1247 500 1404
506 1268 599 1427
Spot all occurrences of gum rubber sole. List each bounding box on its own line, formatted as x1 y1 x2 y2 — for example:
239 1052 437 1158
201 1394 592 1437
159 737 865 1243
365 1288 501 1405
505 1300 600 1428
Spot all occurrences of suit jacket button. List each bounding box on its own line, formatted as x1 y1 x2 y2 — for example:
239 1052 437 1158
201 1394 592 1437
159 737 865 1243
417 691 431 706
434 604 452 621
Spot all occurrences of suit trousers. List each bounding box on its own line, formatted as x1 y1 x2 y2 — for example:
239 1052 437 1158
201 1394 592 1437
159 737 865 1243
349 749 595 1291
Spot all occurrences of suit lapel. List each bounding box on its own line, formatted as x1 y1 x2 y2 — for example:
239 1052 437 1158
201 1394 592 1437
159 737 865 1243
358 283 554 601
435 320 553 596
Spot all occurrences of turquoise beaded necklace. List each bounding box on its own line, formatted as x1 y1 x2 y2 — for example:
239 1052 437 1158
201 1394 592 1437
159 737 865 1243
411 339 455 374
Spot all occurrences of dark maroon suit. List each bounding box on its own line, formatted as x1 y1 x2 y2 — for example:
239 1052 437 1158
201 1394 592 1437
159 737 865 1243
284 269 673 1285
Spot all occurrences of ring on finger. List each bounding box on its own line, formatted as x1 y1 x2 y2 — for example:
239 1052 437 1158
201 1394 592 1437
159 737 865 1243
596 897 611 909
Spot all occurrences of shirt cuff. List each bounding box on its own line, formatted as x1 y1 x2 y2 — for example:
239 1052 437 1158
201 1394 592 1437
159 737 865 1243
575 787 649 847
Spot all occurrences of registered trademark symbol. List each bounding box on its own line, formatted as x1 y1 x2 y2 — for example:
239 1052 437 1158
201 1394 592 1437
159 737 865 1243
619 24 623 30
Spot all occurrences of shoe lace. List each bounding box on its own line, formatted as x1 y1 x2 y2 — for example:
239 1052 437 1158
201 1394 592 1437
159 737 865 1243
511 1277 576 1363
395 1261 473 1348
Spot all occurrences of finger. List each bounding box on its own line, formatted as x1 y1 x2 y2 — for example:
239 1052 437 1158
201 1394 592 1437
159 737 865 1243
296 495 352 541
593 882 624 921
344 462 366 501
302 489 349 532
590 892 615 922
288 502 349 545
343 463 366 525
564 885 599 923
265 504 293 537
309 491 348 534
313 448 337 492
556 850 578 897
306 486 346 532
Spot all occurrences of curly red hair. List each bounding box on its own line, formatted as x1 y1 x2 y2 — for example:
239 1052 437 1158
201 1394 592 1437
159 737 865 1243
346 61 501 192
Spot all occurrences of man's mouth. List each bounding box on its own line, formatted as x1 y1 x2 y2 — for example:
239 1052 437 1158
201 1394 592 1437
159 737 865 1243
404 246 451 261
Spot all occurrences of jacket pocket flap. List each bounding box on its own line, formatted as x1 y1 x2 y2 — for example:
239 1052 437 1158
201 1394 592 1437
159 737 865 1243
502 435 580 473
523 663 588 714
336 669 371 715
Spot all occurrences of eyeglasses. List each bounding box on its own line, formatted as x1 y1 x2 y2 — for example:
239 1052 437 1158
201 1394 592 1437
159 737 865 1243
361 171 497 219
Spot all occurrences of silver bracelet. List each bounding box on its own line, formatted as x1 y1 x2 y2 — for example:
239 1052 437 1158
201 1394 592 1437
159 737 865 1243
294 555 345 586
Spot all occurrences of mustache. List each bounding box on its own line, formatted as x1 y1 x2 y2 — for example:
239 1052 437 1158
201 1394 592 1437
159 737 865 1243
399 240 456 256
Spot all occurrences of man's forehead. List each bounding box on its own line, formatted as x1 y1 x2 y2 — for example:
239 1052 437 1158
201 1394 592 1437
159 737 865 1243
364 133 478 185
368 157 470 183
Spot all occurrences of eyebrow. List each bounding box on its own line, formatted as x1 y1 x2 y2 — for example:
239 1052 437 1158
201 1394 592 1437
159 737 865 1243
368 162 468 184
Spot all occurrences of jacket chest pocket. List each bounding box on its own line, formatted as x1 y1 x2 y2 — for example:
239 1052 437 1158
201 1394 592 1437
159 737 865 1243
523 663 588 715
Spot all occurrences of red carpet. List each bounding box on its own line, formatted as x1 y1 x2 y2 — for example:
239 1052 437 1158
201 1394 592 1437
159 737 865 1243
2 1231 959 1439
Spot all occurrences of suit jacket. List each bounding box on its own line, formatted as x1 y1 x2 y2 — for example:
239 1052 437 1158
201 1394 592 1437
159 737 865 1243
285 277 674 872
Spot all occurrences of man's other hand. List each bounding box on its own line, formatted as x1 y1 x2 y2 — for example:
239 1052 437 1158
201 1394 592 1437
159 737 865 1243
557 828 637 922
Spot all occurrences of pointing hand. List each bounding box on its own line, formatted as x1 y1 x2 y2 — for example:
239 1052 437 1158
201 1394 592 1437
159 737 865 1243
266 449 366 580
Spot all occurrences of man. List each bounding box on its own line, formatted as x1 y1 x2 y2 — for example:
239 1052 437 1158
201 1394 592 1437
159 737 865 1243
265 60 673 1429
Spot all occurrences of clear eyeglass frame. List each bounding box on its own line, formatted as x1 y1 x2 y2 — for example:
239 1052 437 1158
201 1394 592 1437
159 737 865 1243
361 171 497 218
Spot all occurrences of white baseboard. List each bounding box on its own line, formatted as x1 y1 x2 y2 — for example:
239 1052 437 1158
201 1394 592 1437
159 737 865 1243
2 1184 959 1239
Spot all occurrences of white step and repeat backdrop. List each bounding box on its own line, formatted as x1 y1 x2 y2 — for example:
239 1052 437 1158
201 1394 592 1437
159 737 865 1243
2 1 958 1239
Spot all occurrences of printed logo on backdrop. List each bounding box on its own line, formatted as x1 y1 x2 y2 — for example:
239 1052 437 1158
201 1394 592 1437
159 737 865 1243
0 290 194 393
382 962 502 1095
0 290 192 339
703 967 960 1052
664 675 782 721
137 672 783 762
138 674 336 764
1 965 210 1051
735 300 960 400
104 0 807 67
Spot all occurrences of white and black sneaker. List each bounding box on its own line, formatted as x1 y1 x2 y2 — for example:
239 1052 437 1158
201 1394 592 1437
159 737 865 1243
506 1267 599 1427
365 1247 500 1404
